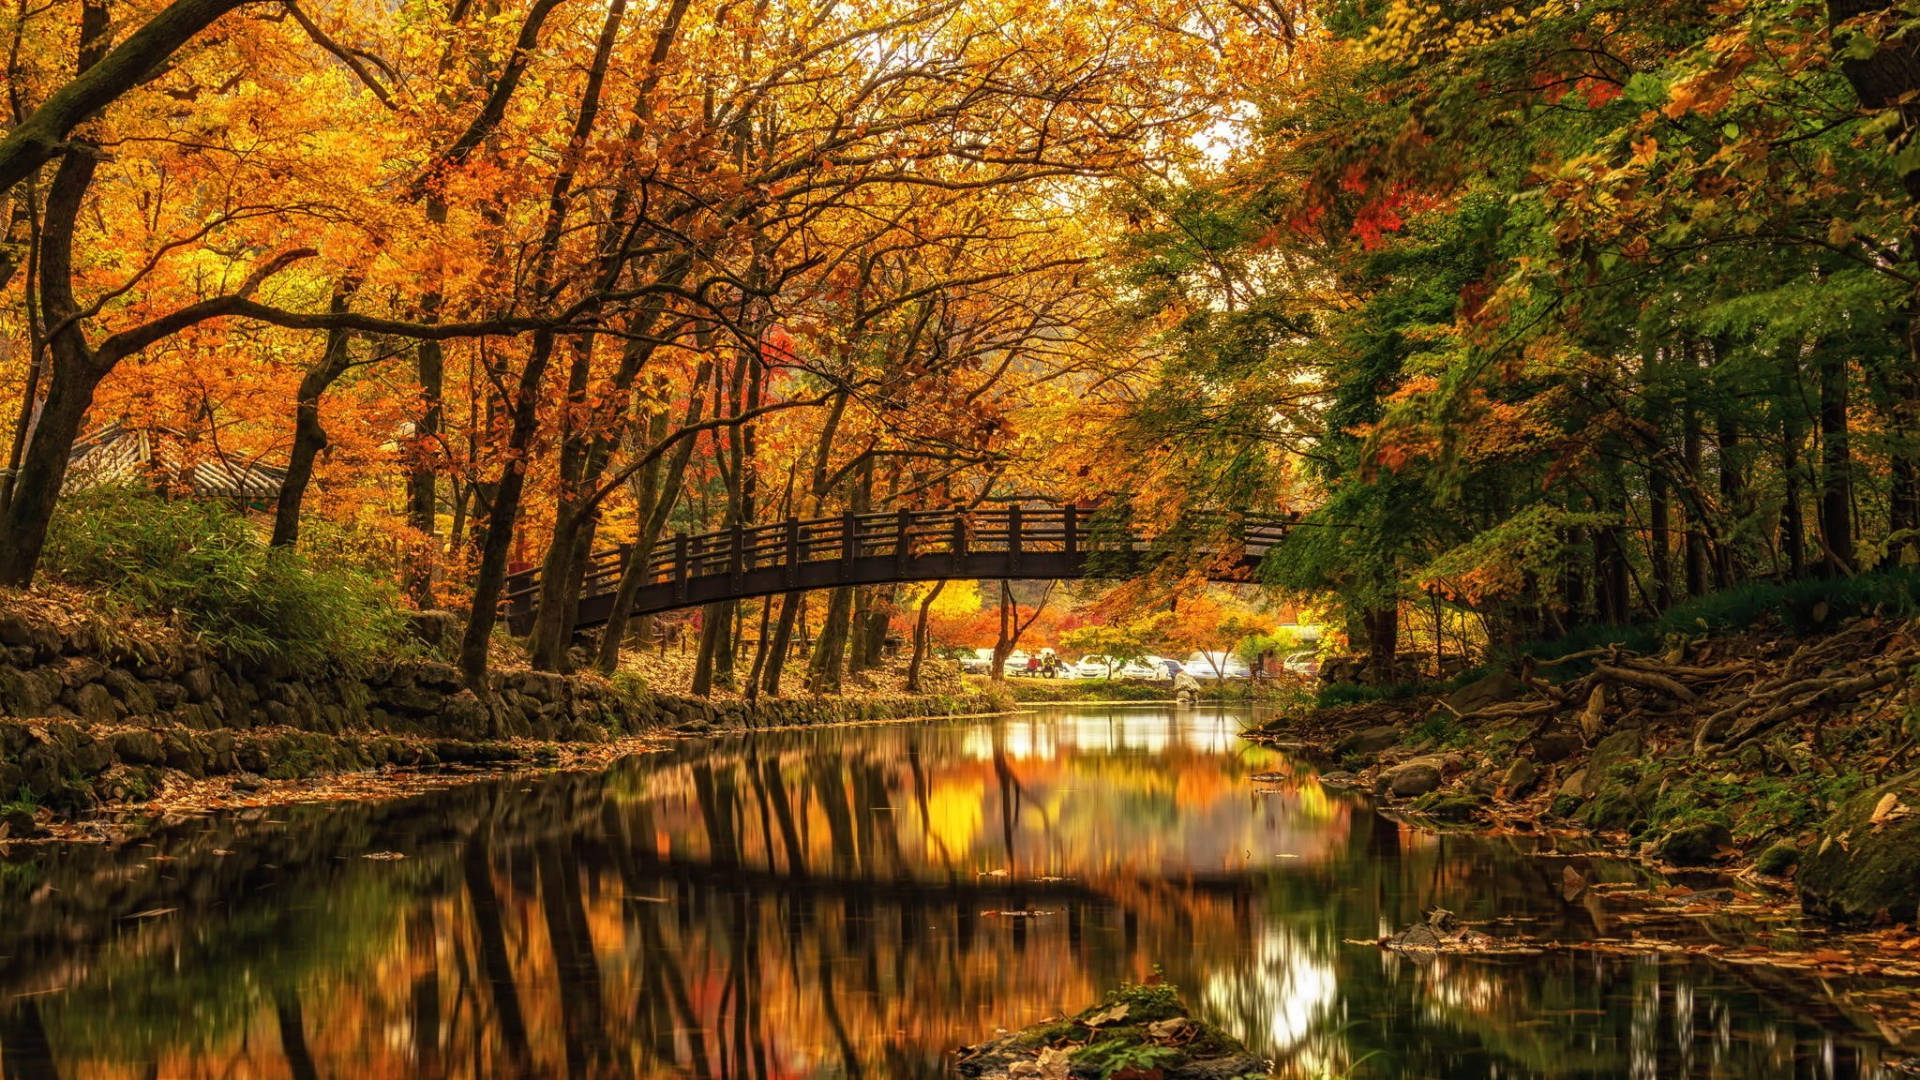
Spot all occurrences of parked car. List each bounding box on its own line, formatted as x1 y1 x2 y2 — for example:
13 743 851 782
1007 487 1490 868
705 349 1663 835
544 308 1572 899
1005 650 1032 675
1073 654 1121 679
1282 650 1320 677
1184 650 1252 679
1153 656 1185 680
1116 657 1163 680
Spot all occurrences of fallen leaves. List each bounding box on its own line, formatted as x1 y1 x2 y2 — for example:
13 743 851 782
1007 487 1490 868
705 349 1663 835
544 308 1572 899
1872 793 1914 830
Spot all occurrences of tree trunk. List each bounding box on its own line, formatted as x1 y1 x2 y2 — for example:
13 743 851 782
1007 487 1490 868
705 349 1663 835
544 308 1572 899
1714 411 1744 588
270 283 356 549
1559 523 1587 623
405 199 447 606
1830 1 1920 552
0 358 99 586
457 330 556 690
1680 402 1709 597
1818 348 1855 574
691 600 733 695
904 581 945 692
1782 407 1808 577
593 364 709 674
1649 463 1672 611
847 587 875 677
858 586 892 667
807 587 854 694
1363 605 1399 683
761 592 802 696
0 15 106 588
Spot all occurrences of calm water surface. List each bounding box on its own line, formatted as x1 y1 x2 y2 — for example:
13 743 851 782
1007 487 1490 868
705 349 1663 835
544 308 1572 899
0 706 1906 1078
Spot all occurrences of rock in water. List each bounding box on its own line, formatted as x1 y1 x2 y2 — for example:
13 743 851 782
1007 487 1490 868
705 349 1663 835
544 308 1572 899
1382 907 1498 955
1654 822 1733 867
1384 760 1442 798
953 984 1268 1079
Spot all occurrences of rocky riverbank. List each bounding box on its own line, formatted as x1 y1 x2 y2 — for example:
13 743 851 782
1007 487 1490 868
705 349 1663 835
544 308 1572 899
0 594 1006 821
1249 614 1920 927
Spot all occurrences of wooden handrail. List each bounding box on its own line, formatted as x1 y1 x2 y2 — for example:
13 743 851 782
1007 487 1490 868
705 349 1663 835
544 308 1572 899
499 505 1294 613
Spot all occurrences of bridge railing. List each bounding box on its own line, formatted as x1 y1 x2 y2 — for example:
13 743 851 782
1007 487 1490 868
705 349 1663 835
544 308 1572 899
503 506 1290 617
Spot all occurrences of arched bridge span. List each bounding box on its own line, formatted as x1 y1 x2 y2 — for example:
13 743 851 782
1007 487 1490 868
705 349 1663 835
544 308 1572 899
503 506 1291 635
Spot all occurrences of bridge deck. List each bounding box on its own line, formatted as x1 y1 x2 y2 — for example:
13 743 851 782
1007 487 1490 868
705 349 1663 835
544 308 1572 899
503 506 1288 634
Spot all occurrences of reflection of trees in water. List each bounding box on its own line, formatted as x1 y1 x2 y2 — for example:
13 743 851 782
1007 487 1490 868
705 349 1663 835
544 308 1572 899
0 717 1907 1078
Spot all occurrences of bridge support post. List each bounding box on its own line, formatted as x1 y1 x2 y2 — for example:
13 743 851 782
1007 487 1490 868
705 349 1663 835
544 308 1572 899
784 518 801 587
839 511 858 581
729 522 746 591
950 509 967 572
1008 504 1021 575
1064 504 1078 565
895 508 911 575
673 532 689 603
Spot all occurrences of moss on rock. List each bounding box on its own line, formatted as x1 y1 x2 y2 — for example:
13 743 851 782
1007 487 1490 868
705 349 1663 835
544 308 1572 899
954 983 1267 1079
1802 771 1920 926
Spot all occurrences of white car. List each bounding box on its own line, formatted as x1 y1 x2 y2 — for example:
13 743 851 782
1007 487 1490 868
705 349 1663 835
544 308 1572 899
1073 654 1121 679
1283 650 1320 677
1117 657 1164 680
1185 650 1251 679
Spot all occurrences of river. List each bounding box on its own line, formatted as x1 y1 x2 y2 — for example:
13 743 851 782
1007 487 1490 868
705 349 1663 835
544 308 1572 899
0 704 1904 1078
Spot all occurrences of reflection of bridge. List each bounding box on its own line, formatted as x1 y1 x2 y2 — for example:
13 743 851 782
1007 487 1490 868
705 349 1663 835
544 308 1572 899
504 506 1292 634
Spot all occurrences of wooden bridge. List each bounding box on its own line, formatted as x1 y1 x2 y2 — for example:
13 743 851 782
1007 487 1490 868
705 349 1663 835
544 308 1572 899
504 506 1291 634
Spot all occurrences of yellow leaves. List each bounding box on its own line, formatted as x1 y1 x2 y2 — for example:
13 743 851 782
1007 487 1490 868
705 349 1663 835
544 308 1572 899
1629 136 1659 168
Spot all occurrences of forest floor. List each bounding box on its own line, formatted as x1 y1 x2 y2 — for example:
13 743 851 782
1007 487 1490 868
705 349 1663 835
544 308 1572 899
9 732 669 845
1252 613 1920 871
1244 613 1920 1040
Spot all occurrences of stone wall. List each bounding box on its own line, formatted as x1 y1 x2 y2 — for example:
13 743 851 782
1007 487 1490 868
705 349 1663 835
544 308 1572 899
0 608 1002 813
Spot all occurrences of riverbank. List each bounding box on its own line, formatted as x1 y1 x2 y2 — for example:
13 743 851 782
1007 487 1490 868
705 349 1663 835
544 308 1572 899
987 673 1310 705
0 588 1009 824
1247 611 1920 926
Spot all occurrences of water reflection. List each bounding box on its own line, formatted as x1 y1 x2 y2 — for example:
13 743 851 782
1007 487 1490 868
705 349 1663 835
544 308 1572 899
0 706 1904 1078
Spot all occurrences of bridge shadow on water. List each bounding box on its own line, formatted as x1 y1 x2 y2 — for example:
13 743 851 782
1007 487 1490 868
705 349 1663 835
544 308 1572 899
0 706 1903 1078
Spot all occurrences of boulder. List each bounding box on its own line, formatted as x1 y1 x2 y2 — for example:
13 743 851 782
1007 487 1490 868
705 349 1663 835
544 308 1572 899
405 610 461 652
1500 758 1539 799
0 666 57 715
69 682 119 723
1440 671 1522 715
1529 730 1583 764
180 667 215 703
111 730 166 766
1556 768 1590 801
1654 822 1733 867
1385 761 1443 798
1334 725 1401 758
1802 774 1920 925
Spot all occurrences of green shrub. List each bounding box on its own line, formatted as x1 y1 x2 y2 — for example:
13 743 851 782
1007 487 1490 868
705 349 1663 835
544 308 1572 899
609 669 649 705
1315 681 1424 708
42 487 404 669
1515 568 1920 667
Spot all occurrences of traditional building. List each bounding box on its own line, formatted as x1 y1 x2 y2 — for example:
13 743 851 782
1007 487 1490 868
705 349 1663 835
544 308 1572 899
64 422 285 508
